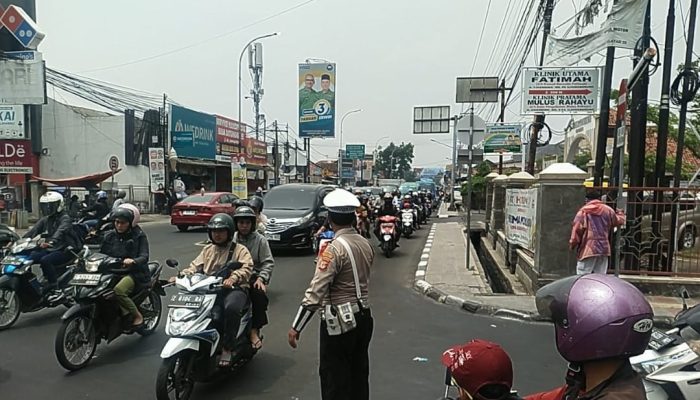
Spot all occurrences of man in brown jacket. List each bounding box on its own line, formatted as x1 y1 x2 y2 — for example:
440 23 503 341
175 213 254 367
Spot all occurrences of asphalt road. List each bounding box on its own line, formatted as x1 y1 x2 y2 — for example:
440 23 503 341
0 218 566 399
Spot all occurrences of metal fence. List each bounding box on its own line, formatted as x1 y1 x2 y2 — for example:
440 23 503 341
602 186 700 277
71 185 153 214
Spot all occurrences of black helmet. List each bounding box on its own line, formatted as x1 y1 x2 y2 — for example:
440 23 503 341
248 196 264 213
233 206 257 222
117 190 127 199
207 213 235 243
233 199 250 208
112 207 135 227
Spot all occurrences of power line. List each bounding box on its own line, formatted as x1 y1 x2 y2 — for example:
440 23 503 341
470 0 494 75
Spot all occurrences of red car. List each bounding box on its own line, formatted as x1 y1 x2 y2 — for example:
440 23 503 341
170 192 239 232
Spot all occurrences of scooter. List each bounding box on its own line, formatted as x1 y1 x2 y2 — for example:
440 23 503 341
630 289 700 399
155 259 257 400
54 250 165 371
378 215 398 258
401 209 414 238
0 237 77 330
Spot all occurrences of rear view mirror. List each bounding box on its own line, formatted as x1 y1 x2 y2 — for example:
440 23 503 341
166 259 179 268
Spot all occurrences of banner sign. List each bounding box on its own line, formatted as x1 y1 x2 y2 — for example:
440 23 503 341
483 124 523 154
505 188 538 250
215 115 245 148
169 104 216 160
0 58 46 105
0 139 33 173
546 0 648 66
148 147 165 193
243 137 268 167
231 161 247 199
521 67 600 115
0 105 24 138
298 63 336 138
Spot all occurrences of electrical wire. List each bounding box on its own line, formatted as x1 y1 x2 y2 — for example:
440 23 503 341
470 0 493 75
671 68 700 106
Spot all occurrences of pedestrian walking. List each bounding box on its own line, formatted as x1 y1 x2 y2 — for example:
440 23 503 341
569 190 625 275
288 188 375 400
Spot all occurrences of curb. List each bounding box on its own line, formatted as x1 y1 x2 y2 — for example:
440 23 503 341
411 224 676 329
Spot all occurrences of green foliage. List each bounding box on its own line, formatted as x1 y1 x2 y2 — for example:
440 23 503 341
375 142 415 180
573 150 592 171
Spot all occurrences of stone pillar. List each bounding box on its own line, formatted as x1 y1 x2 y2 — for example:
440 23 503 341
28 180 44 221
484 172 499 233
491 174 508 233
532 163 588 285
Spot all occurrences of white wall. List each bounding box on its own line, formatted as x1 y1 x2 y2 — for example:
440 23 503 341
41 99 149 187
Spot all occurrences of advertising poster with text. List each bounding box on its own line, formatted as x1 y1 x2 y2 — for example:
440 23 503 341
298 63 336 138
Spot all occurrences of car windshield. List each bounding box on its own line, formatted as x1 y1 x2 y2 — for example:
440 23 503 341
265 188 317 210
182 194 215 204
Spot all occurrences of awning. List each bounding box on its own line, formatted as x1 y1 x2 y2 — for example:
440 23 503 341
32 169 122 188
176 158 219 167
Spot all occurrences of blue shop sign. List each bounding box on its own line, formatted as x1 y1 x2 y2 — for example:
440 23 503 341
170 104 216 160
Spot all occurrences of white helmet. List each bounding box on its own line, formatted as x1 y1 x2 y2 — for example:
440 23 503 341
115 203 141 227
39 191 65 216
96 190 108 200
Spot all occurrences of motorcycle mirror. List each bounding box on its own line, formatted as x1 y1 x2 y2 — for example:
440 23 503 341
166 259 179 268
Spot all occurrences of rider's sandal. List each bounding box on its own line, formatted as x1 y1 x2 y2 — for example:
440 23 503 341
252 334 264 350
218 351 232 368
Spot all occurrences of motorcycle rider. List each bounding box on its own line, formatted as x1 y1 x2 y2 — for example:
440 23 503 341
82 190 110 229
356 195 371 238
170 213 254 367
525 274 653 400
374 193 400 246
24 191 81 300
442 339 516 400
232 206 274 350
248 196 268 234
111 190 127 211
99 204 149 328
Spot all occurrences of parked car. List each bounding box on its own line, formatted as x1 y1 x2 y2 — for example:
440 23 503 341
638 193 700 251
263 183 335 250
170 192 239 232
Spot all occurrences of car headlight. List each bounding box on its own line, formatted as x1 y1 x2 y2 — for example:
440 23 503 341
85 260 100 272
297 212 314 225
634 348 695 377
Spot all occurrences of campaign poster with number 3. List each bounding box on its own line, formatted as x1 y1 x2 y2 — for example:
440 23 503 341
298 63 336 138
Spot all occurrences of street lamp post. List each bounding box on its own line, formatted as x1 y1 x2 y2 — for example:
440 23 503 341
338 108 362 184
238 32 278 145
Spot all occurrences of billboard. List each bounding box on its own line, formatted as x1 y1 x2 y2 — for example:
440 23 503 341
148 147 165 193
216 115 245 148
521 67 601 115
243 137 267 167
169 104 216 160
0 105 24 139
0 58 46 105
298 63 336 138
483 124 523 154
0 139 33 173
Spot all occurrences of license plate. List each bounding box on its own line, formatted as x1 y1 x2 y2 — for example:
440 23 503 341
169 293 205 308
266 233 280 241
182 210 196 216
648 328 676 351
70 273 102 286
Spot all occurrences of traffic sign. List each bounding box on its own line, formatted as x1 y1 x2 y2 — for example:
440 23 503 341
108 156 119 172
0 5 45 49
345 144 365 160
616 79 628 149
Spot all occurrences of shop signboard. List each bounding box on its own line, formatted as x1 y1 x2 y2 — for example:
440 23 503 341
0 139 32 173
521 67 601 115
244 137 268 167
0 105 24 138
148 147 165 193
0 57 46 105
216 115 245 149
169 104 216 160
505 188 537 250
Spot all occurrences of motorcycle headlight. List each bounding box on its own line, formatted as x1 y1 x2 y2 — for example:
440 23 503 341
85 260 100 272
634 348 695 377
2 264 16 274
169 307 200 322
167 321 188 336
383 234 392 241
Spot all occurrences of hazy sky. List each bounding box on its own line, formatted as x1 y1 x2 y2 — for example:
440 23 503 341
34 0 700 166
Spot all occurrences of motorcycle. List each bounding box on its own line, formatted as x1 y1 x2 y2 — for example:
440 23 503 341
378 215 398 258
0 237 77 330
313 230 335 265
0 223 19 257
401 209 414 238
77 213 113 247
155 259 257 400
356 209 371 239
630 291 700 399
54 250 165 371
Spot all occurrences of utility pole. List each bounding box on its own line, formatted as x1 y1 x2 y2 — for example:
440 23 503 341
295 139 299 182
592 47 616 186
526 0 555 174
249 43 264 139
669 0 699 268
305 138 311 183
273 120 279 186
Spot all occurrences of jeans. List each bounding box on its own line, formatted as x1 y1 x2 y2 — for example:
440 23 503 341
29 249 73 287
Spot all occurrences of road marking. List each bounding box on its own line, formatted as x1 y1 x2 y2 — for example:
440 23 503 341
420 253 429 260
415 270 426 278
418 261 428 268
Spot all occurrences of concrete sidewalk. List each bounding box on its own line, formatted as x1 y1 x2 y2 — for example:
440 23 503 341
414 221 698 327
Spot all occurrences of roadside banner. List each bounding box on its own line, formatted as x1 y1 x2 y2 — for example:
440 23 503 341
298 63 336 138
521 67 601 115
483 124 523 154
505 188 537 250
231 158 247 199
148 147 165 193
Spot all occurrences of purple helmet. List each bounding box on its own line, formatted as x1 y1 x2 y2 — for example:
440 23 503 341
535 274 653 363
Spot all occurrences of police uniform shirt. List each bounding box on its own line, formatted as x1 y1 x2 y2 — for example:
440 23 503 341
292 228 374 332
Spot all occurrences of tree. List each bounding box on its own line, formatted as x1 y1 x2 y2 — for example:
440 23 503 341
573 150 592 171
375 142 415 180
461 161 492 210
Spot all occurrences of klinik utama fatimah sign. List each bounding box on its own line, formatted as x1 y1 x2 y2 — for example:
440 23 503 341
521 67 601 115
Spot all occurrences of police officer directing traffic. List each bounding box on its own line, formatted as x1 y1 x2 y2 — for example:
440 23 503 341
288 188 375 400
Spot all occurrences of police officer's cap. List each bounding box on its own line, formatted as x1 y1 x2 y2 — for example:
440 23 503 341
321 74 331 81
323 189 360 214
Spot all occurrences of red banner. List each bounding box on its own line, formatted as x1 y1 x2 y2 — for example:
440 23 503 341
215 115 246 148
243 138 267 166
0 140 33 173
